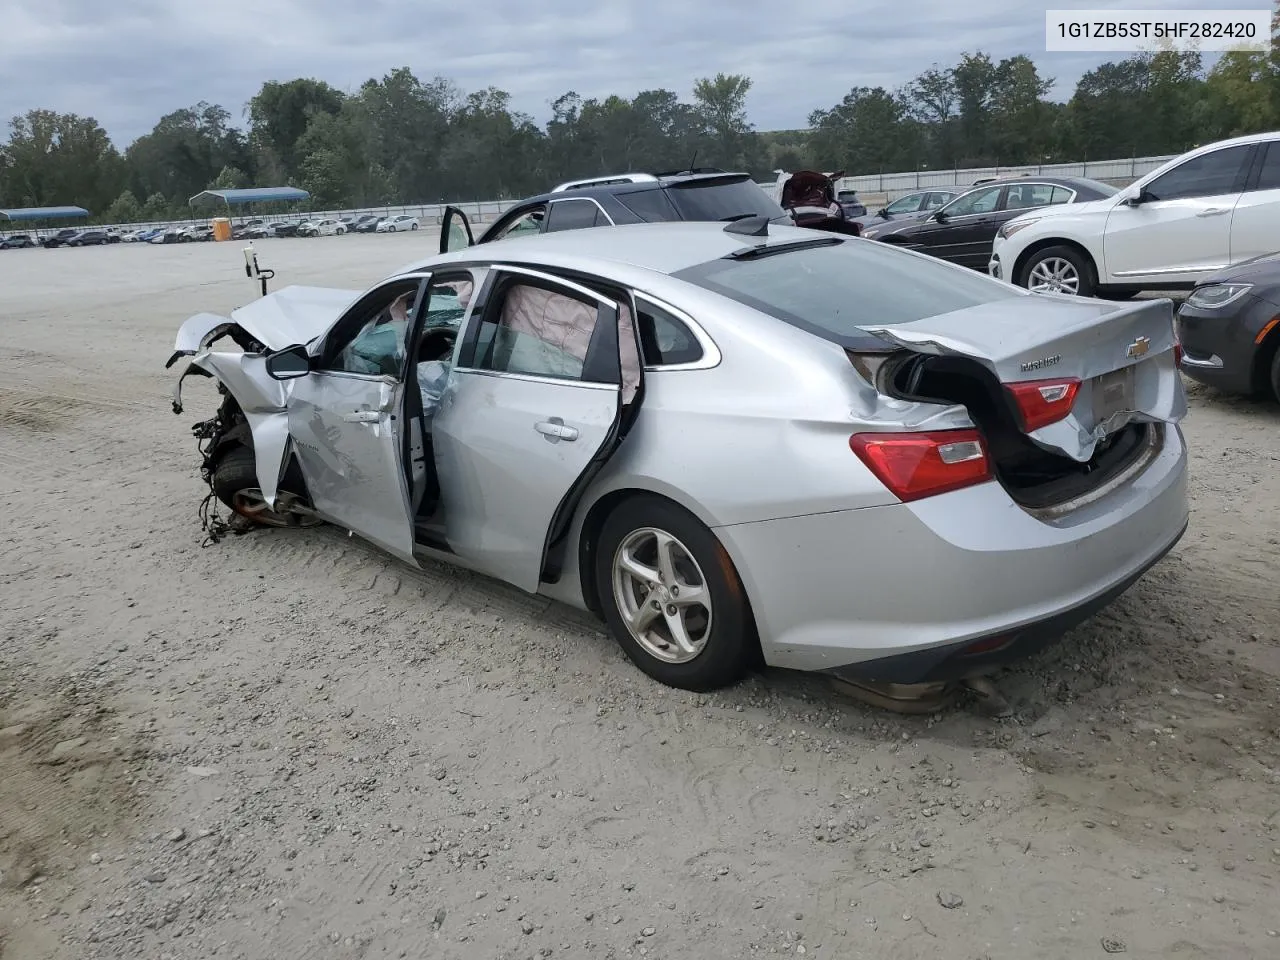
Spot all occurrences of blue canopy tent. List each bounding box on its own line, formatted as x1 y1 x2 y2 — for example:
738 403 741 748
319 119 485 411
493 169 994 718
1 206 90 239
188 187 310 221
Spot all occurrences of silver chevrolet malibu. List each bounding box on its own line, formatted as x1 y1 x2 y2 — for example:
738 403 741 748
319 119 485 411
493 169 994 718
168 219 1189 692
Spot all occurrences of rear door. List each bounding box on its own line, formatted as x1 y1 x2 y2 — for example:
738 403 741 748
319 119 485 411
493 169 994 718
286 274 427 564
1229 139 1280 264
1104 143 1253 282
439 206 475 253
429 265 643 592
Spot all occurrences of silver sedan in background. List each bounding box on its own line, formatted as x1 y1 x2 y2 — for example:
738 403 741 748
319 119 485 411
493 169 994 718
169 220 1189 692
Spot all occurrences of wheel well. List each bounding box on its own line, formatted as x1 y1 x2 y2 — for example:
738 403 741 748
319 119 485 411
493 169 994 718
575 489 762 661
1253 321 1280 398
1012 238 1097 287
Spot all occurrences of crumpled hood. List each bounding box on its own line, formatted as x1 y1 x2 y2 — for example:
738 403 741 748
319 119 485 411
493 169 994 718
173 285 361 354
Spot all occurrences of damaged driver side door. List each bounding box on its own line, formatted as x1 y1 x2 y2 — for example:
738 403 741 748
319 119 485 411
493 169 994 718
285 274 428 564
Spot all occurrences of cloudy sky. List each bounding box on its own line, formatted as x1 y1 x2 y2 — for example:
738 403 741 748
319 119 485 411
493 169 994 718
0 0 1259 146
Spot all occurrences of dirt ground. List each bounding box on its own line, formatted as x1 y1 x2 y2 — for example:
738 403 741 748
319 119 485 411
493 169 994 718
1 233 1278 960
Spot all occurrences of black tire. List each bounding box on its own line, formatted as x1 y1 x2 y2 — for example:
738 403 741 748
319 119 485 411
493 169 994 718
594 496 754 691
411 222 419 230
1269 344 1280 404
1019 245 1096 298
211 446 318 528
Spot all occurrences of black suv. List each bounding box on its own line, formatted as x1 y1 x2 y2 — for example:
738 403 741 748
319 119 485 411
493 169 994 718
439 169 791 253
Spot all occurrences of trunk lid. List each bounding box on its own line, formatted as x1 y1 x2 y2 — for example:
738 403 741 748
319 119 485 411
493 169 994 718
862 293 1187 462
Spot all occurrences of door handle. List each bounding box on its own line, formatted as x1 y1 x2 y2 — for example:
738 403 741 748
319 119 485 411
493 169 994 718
343 409 382 423
1196 208 1228 217
535 418 579 442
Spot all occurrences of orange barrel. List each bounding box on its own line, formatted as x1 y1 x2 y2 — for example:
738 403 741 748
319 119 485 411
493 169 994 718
211 217 231 241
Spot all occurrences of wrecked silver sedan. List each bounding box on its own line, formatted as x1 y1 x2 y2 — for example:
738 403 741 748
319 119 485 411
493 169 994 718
169 220 1190 693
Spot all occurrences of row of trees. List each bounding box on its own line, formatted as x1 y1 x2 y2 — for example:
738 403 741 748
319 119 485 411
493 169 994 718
3 25 1280 223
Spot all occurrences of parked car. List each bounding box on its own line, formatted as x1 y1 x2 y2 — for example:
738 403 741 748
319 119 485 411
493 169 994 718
232 220 264 240
376 215 420 233
352 214 382 233
771 170 863 236
41 229 82 248
836 189 867 218
0 233 37 249
849 190 961 230
439 169 791 252
169 219 1188 692
68 229 112 247
298 218 347 237
1175 251 1280 400
150 227 187 244
183 225 215 242
132 228 165 243
860 176 1118 271
990 132 1280 298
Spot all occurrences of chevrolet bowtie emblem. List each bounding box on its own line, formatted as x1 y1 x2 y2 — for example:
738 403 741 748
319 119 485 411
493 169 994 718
1126 336 1150 358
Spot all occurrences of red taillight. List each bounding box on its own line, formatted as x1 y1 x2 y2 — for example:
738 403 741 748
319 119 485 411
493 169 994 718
1005 377 1081 431
850 429 992 502
1174 341 1184 368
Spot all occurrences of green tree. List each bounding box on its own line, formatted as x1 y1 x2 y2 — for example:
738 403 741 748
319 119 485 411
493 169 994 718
248 78 345 181
104 189 143 223
2 109 124 211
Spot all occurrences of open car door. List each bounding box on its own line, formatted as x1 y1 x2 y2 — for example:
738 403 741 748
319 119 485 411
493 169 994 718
428 265 643 592
439 206 475 254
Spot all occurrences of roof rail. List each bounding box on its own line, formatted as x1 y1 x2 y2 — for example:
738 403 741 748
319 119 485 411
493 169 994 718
549 173 660 193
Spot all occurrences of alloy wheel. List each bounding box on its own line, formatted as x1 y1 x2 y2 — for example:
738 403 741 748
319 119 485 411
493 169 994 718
611 527 713 664
1027 257 1080 295
229 488 322 528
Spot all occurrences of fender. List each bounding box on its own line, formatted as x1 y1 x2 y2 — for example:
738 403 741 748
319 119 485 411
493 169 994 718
176 350 294 509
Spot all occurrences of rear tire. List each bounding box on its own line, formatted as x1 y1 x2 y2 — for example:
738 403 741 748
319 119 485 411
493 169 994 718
1020 245 1096 298
594 496 754 691
211 447 320 529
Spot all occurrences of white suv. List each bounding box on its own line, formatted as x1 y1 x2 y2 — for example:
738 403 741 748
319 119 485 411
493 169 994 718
989 131 1280 297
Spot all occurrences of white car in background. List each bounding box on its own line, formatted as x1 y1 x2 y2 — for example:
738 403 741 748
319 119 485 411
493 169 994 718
989 131 1280 298
376 215 419 233
298 218 347 237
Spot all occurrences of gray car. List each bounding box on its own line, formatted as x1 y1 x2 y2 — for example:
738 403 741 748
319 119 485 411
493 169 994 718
169 220 1190 692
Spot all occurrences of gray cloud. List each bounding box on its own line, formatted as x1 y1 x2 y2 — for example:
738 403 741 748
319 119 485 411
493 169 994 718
0 0 1244 146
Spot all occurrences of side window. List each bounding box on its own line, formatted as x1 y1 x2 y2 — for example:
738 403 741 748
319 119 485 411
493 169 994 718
472 280 600 381
636 298 704 367
496 206 546 239
1050 186 1075 205
545 199 606 232
1144 145 1252 201
1004 184 1061 211
616 188 679 222
325 280 421 377
1252 141 1280 191
940 186 1002 217
886 194 923 215
422 274 478 331
923 193 950 210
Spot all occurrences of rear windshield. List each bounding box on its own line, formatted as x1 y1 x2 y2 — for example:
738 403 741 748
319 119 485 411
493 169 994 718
673 239 1022 347
664 177 787 222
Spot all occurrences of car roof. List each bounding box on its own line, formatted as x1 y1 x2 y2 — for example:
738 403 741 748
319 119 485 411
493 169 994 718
397 220 830 281
509 170 757 207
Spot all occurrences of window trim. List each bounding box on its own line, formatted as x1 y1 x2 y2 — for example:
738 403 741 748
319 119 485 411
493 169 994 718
453 264 622 388
545 196 616 229
1245 138 1280 192
633 292 721 372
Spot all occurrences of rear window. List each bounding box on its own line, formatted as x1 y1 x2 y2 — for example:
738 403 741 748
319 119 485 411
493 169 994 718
664 177 786 222
1069 177 1120 197
673 239 1022 347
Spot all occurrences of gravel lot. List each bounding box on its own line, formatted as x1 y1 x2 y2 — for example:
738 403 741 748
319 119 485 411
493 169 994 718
2 233 1279 960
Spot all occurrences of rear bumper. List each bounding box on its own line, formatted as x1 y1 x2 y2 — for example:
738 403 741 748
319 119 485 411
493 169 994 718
716 424 1189 683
